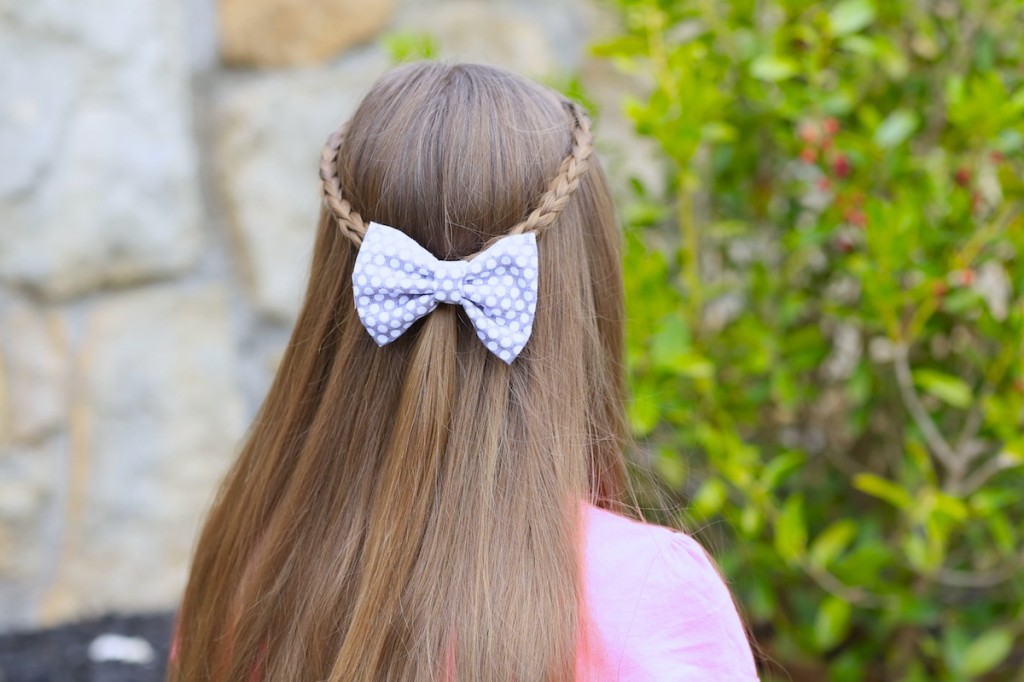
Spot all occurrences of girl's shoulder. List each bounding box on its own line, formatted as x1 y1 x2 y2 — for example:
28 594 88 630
581 504 760 681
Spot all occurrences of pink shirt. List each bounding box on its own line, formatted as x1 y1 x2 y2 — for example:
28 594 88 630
579 504 759 681
173 506 759 680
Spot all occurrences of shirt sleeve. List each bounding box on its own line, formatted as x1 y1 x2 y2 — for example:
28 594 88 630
647 531 760 681
581 505 761 681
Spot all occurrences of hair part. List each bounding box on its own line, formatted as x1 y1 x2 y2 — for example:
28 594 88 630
170 62 629 682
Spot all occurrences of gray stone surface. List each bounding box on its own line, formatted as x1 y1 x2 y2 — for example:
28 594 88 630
0 436 64 630
40 285 245 623
215 49 389 321
0 0 202 300
219 0 398 67
0 304 68 446
0 304 68 629
397 0 601 71
400 1 555 75
184 0 220 71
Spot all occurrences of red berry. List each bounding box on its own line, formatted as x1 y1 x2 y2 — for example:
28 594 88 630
971 190 983 211
794 121 819 144
954 167 971 187
800 147 818 163
798 122 821 145
823 117 840 135
833 154 851 178
835 235 854 253
817 177 831 191
932 281 948 298
959 269 975 286
844 208 867 227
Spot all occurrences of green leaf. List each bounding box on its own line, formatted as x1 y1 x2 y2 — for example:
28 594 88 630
853 473 912 509
381 30 438 63
814 596 852 651
673 352 716 379
996 128 1024 153
775 494 807 563
740 504 763 537
810 520 858 569
627 391 659 436
960 628 1014 677
874 109 919 147
933 491 968 522
902 533 934 572
692 478 728 518
746 576 777 621
875 36 910 79
700 121 737 142
834 544 891 586
649 317 714 378
942 288 981 314
912 369 972 409
623 200 667 227
943 625 971 675
838 35 876 56
750 55 798 81
829 0 877 35
761 450 806 490
656 446 687 490
969 488 1019 514
987 513 1017 555
944 74 965 106
589 34 647 58
650 316 690 368
1000 438 1024 465
831 650 872 682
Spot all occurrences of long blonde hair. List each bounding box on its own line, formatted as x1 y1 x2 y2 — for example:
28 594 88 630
170 62 629 681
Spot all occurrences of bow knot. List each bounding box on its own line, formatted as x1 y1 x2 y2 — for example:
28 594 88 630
352 222 538 364
430 260 469 305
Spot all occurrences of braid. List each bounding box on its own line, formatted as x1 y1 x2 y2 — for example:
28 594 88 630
319 99 593 253
507 100 594 237
319 124 368 247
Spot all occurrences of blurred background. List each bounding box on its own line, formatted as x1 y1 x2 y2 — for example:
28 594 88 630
1 0 1022 680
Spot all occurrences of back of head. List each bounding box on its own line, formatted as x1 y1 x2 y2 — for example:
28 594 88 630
171 62 628 682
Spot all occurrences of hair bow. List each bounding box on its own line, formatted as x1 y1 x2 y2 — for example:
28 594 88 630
352 222 538 364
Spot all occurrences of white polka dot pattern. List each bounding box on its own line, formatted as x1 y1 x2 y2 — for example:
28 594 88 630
352 222 539 364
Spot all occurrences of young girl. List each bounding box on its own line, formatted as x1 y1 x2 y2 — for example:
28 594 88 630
169 62 759 681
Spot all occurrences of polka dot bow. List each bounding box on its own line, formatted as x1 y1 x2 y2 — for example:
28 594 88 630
352 222 539 364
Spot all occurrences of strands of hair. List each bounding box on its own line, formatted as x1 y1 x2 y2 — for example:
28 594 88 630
169 61 629 682
319 98 596 252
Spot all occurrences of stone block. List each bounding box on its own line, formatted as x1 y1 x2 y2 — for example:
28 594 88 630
215 50 388 320
219 0 397 67
0 304 68 446
398 1 554 75
0 437 63 630
0 0 202 300
39 285 246 623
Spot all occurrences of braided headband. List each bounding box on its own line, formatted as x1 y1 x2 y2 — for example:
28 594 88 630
319 101 593 363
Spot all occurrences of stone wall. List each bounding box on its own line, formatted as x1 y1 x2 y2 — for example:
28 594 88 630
0 0 647 630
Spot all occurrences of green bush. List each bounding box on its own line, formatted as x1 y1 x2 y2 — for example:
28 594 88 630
594 0 1024 679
